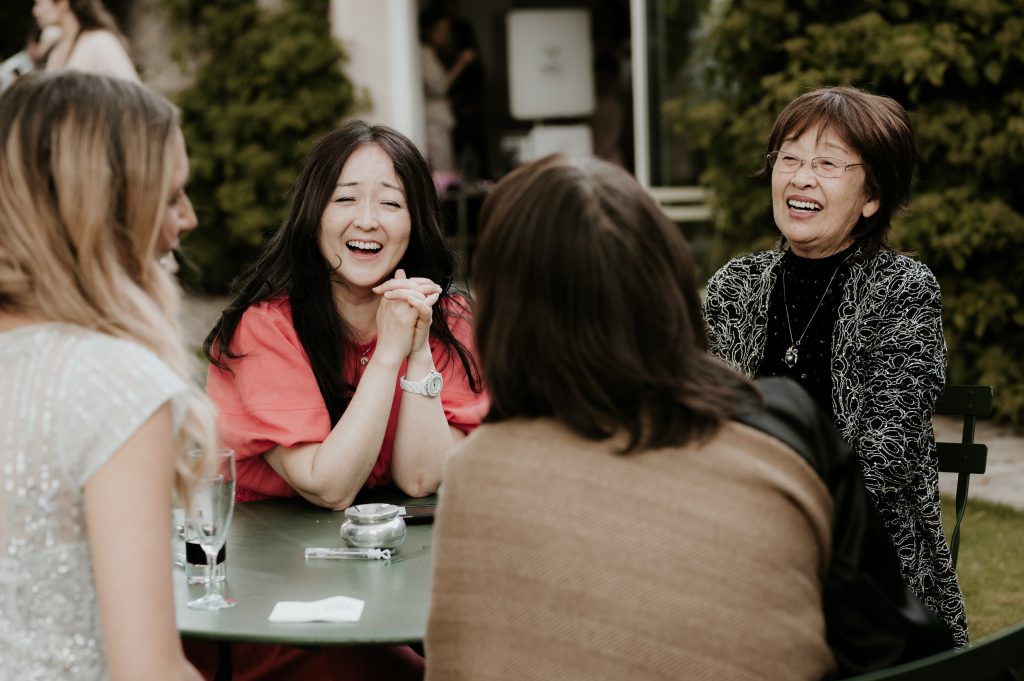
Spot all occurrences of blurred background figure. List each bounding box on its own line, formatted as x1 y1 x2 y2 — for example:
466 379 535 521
589 4 632 169
419 6 476 192
0 23 60 92
33 0 138 81
0 71 216 681
590 49 626 167
29 0 201 275
433 0 489 182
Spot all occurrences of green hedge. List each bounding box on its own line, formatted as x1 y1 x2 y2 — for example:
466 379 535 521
674 0 1024 423
163 0 357 292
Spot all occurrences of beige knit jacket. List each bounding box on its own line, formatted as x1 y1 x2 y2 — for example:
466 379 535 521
425 418 836 681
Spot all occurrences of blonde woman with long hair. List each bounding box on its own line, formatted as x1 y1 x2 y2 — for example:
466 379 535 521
0 72 216 681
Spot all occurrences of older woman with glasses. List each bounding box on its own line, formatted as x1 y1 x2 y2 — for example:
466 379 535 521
704 85 967 645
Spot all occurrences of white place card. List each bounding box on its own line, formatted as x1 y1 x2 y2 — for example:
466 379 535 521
268 595 365 623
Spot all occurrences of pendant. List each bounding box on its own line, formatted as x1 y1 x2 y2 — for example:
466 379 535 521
784 345 799 368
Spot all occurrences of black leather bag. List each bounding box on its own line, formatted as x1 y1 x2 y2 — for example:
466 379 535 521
733 377 954 679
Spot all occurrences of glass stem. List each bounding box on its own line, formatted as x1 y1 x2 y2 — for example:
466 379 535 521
202 545 217 599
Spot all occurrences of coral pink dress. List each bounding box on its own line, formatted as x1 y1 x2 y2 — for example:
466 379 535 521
206 296 487 501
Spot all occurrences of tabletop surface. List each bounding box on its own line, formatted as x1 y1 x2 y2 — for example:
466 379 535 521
174 492 436 646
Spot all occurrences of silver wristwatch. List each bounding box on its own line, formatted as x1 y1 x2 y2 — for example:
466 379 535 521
399 369 443 397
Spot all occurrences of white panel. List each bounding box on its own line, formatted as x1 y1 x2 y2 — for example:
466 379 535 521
523 124 594 161
506 9 595 120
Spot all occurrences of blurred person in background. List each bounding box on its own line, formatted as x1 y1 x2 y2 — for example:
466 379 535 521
432 0 489 181
0 71 216 681
590 50 626 168
30 0 195 272
419 7 476 192
0 23 61 92
425 153 952 681
33 0 138 81
703 85 967 645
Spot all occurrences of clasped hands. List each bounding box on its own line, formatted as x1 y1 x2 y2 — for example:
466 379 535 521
371 268 441 365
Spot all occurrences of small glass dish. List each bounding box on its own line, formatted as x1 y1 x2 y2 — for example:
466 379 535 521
340 503 407 550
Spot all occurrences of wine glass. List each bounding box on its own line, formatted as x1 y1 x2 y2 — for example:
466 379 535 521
186 448 237 610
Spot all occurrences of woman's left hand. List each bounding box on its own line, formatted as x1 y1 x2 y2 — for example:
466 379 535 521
373 270 441 358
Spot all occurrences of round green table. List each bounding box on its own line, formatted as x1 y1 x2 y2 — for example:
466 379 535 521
175 492 436 647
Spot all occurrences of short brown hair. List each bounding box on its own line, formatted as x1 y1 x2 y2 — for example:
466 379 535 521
762 86 916 254
471 155 752 451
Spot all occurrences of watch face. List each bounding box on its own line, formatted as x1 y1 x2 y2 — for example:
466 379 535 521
425 372 443 397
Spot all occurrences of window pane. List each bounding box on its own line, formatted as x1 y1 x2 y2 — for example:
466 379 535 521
646 0 704 186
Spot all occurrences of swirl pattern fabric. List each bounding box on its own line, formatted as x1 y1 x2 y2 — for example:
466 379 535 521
704 248 968 646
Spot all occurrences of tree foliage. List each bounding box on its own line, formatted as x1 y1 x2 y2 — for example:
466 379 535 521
162 0 357 292
675 0 1024 422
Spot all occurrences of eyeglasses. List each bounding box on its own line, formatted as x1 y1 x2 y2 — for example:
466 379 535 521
767 151 864 178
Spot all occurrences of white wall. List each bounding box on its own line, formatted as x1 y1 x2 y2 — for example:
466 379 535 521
330 0 425 149
125 0 191 95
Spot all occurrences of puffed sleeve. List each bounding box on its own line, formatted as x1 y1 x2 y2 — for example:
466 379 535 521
847 262 946 524
206 299 331 500
435 297 488 432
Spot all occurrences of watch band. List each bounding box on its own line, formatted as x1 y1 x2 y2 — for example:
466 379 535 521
399 369 443 397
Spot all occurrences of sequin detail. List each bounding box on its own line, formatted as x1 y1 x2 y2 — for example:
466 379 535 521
1 323 187 679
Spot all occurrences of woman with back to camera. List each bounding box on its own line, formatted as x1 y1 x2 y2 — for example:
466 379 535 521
424 154 952 681
703 86 966 645
0 71 215 681
33 0 138 81
197 120 486 680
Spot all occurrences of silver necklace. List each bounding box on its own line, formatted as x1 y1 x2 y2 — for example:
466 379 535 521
781 254 852 368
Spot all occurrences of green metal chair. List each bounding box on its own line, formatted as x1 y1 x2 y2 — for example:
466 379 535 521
848 619 1024 680
934 384 994 570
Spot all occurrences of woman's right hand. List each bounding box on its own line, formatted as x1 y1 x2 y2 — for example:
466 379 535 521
372 269 440 365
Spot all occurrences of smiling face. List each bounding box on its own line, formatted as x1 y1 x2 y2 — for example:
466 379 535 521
155 128 197 260
771 124 880 259
319 143 411 296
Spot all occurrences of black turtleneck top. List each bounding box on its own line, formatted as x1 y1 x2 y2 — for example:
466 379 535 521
757 244 858 417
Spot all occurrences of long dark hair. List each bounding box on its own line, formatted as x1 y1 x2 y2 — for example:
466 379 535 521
205 120 482 425
472 154 753 452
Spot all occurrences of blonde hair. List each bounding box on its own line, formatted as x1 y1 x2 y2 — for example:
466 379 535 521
0 71 217 503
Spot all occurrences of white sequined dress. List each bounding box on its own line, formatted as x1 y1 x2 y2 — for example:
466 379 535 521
1 323 186 680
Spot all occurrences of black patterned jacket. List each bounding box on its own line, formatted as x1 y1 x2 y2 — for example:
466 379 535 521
703 247 968 646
